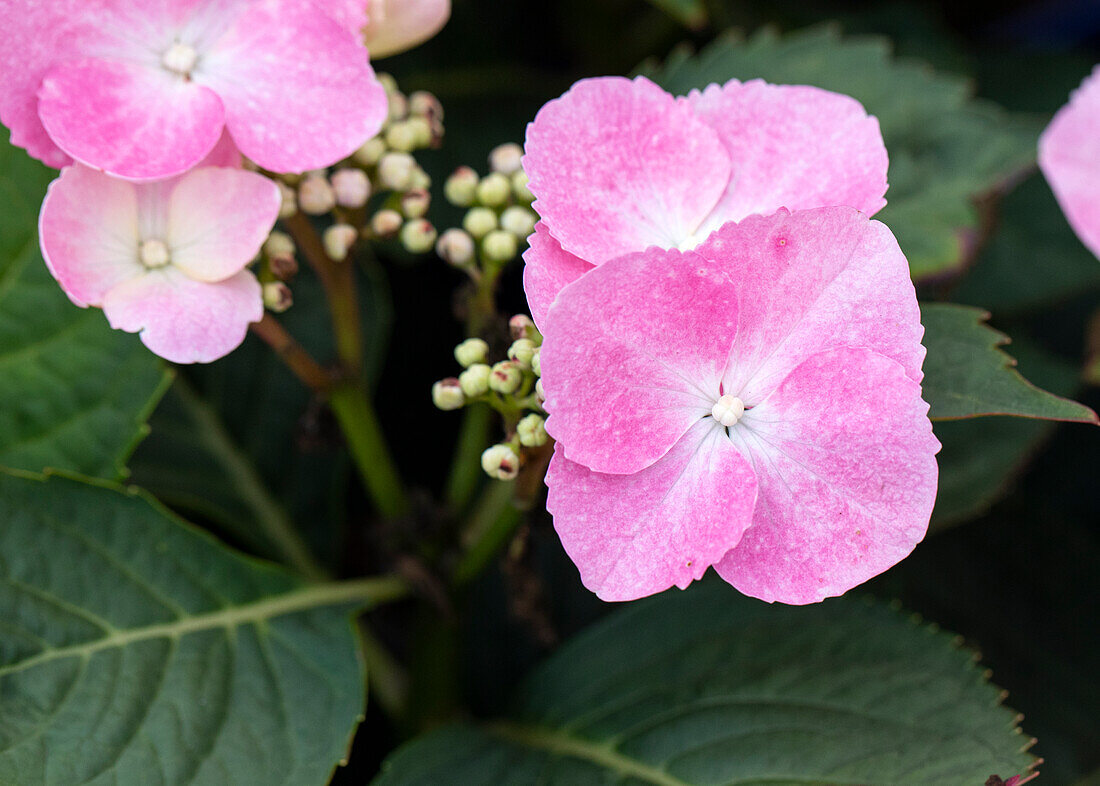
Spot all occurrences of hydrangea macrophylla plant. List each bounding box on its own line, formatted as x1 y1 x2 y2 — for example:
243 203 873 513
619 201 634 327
364 0 452 58
1039 66 1100 259
539 207 939 604
38 152 280 363
0 0 388 180
522 75 890 327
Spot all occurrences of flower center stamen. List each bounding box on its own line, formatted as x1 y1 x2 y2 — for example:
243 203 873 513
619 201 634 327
711 394 745 427
140 239 171 269
162 42 198 77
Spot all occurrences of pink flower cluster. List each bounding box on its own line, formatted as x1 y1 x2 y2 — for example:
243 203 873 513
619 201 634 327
1 0 444 363
524 77 940 604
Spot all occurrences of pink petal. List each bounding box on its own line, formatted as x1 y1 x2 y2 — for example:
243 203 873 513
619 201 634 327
102 267 263 364
716 347 939 604
37 57 226 181
1039 66 1100 259
197 129 244 169
365 0 451 58
524 76 730 264
201 0 388 173
167 168 281 282
699 208 924 403
522 223 594 330
687 80 888 237
38 165 142 308
547 419 757 601
540 245 738 475
320 0 370 35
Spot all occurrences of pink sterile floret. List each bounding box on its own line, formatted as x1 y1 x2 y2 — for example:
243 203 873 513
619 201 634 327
540 207 939 605
1039 65 1100 260
521 75 890 327
39 163 281 363
0 0 388 180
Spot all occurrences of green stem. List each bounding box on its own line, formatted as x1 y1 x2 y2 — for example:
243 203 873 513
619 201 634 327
329 382 410 519
358 622 409 721
452 479 521 586
444 403 492 513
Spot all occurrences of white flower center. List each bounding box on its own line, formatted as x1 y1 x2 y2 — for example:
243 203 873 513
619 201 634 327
140 239 171 269
162 43 198 76
711 394 745 427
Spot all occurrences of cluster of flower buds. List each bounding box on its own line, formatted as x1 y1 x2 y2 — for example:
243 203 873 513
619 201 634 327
435 143 537 271
257 74 445 313
432 315 548 480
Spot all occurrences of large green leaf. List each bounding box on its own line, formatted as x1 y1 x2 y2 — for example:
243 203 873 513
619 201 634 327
374 582 1037 785
638 25 1038 280
0 134 170 479
0 470 401 785
920 302 1096 422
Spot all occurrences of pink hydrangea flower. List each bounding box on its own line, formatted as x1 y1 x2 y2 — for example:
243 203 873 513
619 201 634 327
1039 66 1100 259
0 0 388 180
522 76 890 327
38 152 279 363
539 207 939 604
364 0 451 58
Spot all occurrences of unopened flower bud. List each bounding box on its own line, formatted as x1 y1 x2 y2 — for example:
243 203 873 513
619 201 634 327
517 414 548 447
370 208 404 238
263 281 293 313
385 120 418 153
432 378 465 410
377 152 416 191
298 175 336 215
500 206 537 240
509 314 537 340
481 444 520 481
436 228 476 267
530 347 541 376
268 254 299 281
508 338 537 368
489 360 523 394
536 378 545 401
387 91 408 123
476 172 511 207
489 143 524 175
512 170 534 203
463 207 497 239
400 219 438 254
331 168 371 208
278 181 298 219
264 231 295 259
459 363 492 397
409 90 443 121
445 166 479 207
406 116 433 149
377 72 398 95
455 337 489 367
401 188 431 219
323 224 358 261
353 136 387 167
482 229 518 263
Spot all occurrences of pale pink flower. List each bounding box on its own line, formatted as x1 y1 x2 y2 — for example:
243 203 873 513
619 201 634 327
539 207 939 604
0 0 388 180
522 75 890 327
38 155 280 363
1039 66 1100 259
364 0 451 59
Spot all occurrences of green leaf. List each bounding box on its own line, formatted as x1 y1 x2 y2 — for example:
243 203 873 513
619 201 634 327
638 25 1038 280
375 582 1037 785
954 175 1100 315
0 134 170 479
0 470 401 784
644 0 707 29
920 302 1096 422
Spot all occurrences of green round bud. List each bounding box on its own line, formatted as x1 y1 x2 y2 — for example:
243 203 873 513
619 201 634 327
432 378 465 411
377 152 416 191
401 188 431 219
535 378 545 401
488 143 524 175
481 444 520 481
298 175 336 215
331 168 371 208
530 347 541 377
370 209 404 239
500 205 537 239
410 167 432 191
488 360 523 394
406 116 433 149
264 231 295 259
323 224 357 261
512 170 534 203
408 90 443 121
444 166 479 207
476 172 511 207
376 72 399 95
462 206 498 239
508 338 537 368
482 229 519 263
509 314 536 340
353 136 387 167
263 281 293 313
436 228 476 267
385 120 418 153
517 414 548 447
400 219 438 254
459 363 492 397
387 91 408 123
455 338 489 368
